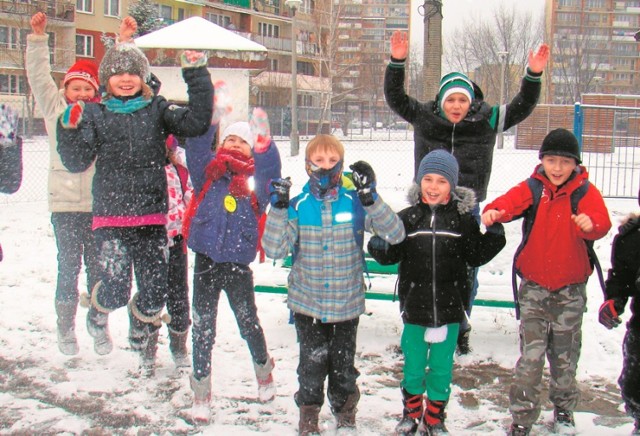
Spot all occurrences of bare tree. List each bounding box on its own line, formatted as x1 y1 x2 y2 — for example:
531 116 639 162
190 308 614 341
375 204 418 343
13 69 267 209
443 1 543 103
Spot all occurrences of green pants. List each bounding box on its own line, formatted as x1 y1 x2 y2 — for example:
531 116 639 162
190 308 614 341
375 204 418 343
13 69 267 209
401 323 459 400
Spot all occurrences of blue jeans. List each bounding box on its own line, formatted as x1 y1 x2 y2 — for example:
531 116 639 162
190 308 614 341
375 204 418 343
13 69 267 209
51 212 99 304
461 204 480 332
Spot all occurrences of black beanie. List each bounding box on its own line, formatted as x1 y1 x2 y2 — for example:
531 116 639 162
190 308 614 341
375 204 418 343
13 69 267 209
538 128 581 164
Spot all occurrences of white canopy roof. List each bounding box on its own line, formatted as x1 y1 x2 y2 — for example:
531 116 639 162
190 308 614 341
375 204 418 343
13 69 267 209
134 16 267 60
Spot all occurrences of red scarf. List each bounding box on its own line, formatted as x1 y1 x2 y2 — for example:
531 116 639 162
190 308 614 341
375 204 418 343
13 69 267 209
182 148 260 252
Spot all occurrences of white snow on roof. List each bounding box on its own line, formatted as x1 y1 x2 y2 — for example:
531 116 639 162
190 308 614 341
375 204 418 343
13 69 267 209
134 16 267 58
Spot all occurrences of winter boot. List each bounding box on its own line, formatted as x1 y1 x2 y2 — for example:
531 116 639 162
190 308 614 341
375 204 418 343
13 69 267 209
509 423 531 436
417 399 448 435
168 327 190 369
85 282 113 355
332 387 360 429
456 325 472 355
55 300 79 355
128 295 164 375
190 373 212 424
553 406 575 433
298 404 321 436
395 388 423 435
253 356 276 402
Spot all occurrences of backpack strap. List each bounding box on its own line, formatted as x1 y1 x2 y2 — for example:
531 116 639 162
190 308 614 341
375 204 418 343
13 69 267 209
512 178 605 318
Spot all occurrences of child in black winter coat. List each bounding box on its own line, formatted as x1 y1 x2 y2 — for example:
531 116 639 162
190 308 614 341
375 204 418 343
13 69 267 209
57 17 213 365
368 150 505 435
599 196 640 434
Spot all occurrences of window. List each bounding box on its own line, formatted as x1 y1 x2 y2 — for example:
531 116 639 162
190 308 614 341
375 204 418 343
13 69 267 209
258 22 279 38
104 0 119 17
205 13 231 28
0 74 26 94
269 59 278 71
76 34 94 57
76 0 93 13
158 4 172 20
0 26 19 49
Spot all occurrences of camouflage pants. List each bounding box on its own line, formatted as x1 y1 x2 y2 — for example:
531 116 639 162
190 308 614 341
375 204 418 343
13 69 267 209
509 279 587 427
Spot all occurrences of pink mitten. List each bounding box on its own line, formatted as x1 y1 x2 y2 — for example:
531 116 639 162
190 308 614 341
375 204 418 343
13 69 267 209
250 107 271 154
60 101 85 129
211 80 233 125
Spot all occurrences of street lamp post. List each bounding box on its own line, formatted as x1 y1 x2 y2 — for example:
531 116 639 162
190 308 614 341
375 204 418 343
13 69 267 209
497 51 508 149
286 0 302 156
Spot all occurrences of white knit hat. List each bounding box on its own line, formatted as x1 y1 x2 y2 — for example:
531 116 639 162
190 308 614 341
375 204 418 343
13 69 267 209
221 121 254 148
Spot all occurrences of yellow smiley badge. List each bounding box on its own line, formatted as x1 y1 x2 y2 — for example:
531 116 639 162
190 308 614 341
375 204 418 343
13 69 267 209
223 194 237 213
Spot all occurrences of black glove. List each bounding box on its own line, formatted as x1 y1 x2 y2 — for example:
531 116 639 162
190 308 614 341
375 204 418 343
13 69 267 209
269 177 292 209
368 235 389 253
598 298 625 329
485 222 505 235
349 161 377 206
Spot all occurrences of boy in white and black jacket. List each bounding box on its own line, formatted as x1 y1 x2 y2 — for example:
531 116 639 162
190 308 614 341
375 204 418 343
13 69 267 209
368 150 505 436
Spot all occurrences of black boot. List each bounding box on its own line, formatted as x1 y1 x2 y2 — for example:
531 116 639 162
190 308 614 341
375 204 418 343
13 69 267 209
509 423 531 436
553 406 575 431
395 387 423 435
418 399 448 435
456 326 472 355
633 418 640 435
55 300 79 355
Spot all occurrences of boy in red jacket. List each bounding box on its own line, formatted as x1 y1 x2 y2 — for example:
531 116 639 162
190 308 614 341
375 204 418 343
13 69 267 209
482 128 611 435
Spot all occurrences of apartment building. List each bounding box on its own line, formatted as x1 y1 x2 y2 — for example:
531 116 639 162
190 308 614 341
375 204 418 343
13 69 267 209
545 0 640 103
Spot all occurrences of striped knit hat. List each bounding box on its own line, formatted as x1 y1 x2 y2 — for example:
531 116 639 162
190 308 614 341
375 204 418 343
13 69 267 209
438 72 474 111
416 149 459 188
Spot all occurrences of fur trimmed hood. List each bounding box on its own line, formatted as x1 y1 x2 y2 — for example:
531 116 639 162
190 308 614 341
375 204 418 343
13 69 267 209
406 183 476 215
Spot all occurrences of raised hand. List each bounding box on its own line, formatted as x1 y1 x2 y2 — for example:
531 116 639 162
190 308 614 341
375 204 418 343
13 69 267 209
30 12 46 35
211 80 233 125
118 16 137 43
250 107 271 154
269 177 292 209
60 101 85 129
181 50 207 68
349 161 377 206
390 31 409 60
528 43 550 74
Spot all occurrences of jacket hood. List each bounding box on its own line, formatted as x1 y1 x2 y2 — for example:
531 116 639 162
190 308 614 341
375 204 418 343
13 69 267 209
406 183 476 215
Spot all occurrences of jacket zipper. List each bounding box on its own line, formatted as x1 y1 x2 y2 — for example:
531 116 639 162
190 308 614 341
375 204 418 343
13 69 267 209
430 210 438 326
450 124 456 155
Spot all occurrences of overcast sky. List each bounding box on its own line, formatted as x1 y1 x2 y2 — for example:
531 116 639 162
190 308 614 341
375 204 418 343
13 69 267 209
409 0 546 48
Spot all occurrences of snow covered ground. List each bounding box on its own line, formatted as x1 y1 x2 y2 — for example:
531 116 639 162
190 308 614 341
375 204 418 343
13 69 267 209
0 136 637 435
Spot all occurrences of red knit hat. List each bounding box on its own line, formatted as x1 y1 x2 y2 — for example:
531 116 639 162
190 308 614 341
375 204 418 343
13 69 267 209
64 59 100 91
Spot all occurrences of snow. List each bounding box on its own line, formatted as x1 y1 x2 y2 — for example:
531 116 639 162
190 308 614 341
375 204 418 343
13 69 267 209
0 135 637 435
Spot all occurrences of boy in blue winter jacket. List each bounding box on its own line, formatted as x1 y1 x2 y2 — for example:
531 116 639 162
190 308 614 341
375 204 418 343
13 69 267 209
261 134 405 435
183 114 281 424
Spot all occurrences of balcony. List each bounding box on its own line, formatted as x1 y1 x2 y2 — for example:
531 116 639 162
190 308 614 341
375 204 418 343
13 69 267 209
0 0 75 22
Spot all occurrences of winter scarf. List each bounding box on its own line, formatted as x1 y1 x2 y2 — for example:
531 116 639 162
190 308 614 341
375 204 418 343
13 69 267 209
103 95 152 114
182 147 259 248
305 159 343 201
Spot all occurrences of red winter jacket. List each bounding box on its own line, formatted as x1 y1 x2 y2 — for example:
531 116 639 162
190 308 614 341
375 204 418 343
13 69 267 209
483 165 611 291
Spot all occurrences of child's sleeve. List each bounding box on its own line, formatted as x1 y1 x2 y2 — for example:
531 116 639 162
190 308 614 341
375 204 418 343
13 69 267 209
26 34 65 120
604 218 640 302
261 206 298 260
363 198 405 245
56 107 98 173
162 66 214 138
461 216 506 267
482 180 533 223
367 234 404 265
576 185 612 241
253 139 282 214
185 125 217 194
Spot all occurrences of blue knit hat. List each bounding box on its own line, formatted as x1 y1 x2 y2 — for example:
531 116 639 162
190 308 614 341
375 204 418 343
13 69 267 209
416 149 459 189
438 72 474 111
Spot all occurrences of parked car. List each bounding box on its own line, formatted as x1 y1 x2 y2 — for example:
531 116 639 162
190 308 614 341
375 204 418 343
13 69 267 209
387 120 410 130
350 120 371 129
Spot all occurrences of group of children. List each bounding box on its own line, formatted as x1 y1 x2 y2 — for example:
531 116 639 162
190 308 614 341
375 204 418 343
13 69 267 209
23 13 640 436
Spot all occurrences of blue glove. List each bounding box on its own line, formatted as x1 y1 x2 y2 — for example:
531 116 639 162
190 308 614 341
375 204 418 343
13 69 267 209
349 161 377 206
269 177 292 209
